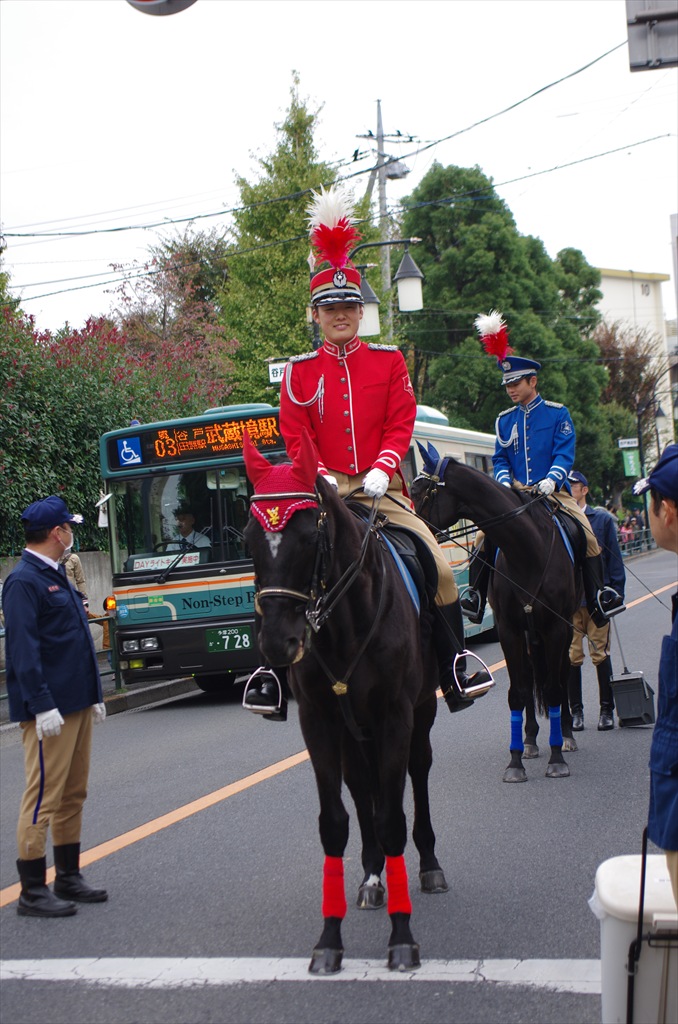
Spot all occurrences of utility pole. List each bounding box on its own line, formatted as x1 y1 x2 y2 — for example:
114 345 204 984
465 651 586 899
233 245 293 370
356 102 416 341
376 100 391 303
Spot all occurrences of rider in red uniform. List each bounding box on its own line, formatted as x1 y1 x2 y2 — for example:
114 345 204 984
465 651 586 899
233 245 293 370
244 185 492 718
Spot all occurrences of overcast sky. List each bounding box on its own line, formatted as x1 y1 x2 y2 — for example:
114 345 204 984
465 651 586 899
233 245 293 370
1 0 677 332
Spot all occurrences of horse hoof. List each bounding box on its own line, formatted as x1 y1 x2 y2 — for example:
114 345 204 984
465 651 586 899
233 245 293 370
357 881 385 909
562 736 578 752
523 743 540 759
388 943 421 971
503 766 528 783
308 948 343 975
546 762 570 779
419 869 449 894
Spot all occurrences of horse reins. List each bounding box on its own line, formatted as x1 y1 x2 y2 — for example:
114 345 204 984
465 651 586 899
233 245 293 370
251 487 390 740
411 464 591 638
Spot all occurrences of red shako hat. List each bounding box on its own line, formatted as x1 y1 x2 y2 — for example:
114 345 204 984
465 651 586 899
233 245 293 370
307 185 363 306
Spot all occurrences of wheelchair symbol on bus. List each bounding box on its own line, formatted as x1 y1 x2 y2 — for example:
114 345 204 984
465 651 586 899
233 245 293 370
118 438 142 465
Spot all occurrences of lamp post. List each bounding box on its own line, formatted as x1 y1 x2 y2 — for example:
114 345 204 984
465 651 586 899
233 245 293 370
349 238 424 341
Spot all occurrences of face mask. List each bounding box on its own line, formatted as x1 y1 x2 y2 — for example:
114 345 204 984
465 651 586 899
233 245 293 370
57 527 73 559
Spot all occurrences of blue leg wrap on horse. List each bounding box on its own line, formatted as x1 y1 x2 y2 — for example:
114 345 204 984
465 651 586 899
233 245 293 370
510 711 523 751
548 706 563 747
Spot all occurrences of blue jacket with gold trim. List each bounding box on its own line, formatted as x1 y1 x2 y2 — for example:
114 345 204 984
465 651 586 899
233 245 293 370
492 394 575 490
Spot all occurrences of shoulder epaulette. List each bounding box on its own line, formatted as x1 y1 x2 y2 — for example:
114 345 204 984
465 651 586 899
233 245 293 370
289 350 320 364
367 343 398 352
544 400 564 409
496 406 514 418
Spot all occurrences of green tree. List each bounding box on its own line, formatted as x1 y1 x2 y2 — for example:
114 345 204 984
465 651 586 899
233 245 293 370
0 306 238 555
221 75 376 403
399 162 606 469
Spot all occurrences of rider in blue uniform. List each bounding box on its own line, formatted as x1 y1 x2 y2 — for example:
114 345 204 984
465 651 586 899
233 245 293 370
462 353 624 626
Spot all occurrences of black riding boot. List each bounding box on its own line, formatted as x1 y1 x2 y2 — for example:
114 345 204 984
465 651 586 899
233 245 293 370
596 657 615 731
583 555 625 627
434 601 493 713
568 664 584 730
460 543 494 624
17 857 77 918
243 667 288 722
53 843 108 903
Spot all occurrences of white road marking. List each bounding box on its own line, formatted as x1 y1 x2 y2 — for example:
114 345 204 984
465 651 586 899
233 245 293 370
0 958 600 993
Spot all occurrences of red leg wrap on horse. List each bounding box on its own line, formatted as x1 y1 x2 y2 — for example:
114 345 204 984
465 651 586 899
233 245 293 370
386 855 412 915
322 856 347 919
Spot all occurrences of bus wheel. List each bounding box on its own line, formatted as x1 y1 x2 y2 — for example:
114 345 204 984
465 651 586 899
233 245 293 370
193 673 239 693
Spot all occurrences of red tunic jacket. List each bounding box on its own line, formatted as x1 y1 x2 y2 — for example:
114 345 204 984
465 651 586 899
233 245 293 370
280 336 416 479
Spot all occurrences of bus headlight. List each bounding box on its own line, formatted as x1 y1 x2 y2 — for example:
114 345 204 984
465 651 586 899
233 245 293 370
122 640 140 653
140 637 160 651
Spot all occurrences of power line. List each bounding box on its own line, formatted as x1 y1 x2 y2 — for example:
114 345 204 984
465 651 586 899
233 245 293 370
4 42 630 242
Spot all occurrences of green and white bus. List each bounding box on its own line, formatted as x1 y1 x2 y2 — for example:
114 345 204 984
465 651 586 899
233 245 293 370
100 403 495 692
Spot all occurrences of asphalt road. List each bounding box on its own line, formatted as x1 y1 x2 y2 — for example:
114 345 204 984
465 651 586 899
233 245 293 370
0 547 675 1024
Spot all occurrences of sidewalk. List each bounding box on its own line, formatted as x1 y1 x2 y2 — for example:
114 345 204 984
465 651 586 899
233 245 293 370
0 652 199 728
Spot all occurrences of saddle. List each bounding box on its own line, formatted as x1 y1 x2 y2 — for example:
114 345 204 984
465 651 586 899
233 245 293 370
345 502 438 614
551 506 587 566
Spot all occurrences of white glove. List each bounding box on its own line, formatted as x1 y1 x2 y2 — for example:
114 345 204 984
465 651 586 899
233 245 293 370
363 468 389 499
501 480 512 488
536 478 556 496
92 702 107 724
322 474 339 491
35 708 64 740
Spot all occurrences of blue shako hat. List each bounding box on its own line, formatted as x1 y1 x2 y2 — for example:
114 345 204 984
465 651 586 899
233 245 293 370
499 355 542 385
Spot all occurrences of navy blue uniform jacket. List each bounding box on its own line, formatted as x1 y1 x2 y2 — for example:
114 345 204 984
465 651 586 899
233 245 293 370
4 550 102 722
648 595 678 852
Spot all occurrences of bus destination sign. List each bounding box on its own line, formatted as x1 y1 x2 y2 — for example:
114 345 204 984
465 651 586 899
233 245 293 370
107 414 285 471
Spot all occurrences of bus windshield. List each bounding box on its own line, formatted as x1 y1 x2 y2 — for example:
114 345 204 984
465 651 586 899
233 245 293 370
112 465 254 576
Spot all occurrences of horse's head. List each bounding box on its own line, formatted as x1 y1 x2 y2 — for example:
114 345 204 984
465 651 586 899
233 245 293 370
410 440 463 530
243 429 325 667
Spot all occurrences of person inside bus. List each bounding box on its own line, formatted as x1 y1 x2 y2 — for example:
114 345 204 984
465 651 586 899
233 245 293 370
167 507 210 551
244 183 493 720
461 312 624 629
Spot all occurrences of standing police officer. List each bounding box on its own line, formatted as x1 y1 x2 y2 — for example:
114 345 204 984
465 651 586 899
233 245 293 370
4 496 108 917
566 470 626 731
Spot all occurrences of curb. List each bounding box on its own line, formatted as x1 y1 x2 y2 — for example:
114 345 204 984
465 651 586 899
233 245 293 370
103 677 200 715
0 677 201 729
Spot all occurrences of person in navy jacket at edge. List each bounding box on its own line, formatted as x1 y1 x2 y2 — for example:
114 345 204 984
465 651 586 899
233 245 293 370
565 470 626 733
461 310 624 631
244 183 493 720
633 444 678 907
4 495 108 918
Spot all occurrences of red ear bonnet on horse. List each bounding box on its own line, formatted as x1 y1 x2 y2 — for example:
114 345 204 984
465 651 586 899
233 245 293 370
245 429 320 532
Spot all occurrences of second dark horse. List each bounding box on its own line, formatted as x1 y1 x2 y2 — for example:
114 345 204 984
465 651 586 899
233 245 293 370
411 447 582 783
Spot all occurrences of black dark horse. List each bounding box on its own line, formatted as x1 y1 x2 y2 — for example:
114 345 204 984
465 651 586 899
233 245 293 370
411 446 582 783
243 431 448 975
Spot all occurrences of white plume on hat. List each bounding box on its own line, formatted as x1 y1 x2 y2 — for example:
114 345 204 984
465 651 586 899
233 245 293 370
474 309 506 338
306 184 357 231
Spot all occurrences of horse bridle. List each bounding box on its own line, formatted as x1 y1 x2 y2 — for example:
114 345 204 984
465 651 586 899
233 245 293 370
250 487 388 740
412 458 542 537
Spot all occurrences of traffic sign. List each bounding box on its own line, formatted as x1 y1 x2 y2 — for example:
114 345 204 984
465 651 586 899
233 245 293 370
268 362 288 385
618 437 639 449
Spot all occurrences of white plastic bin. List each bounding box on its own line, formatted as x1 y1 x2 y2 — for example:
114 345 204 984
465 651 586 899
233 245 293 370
593 855 677 1024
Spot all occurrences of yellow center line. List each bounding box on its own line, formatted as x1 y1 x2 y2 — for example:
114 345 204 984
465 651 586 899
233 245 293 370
0 751 309 907
1 584 673 908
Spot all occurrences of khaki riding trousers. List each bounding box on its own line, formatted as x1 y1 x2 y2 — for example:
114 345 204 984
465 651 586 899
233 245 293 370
17 708 92 860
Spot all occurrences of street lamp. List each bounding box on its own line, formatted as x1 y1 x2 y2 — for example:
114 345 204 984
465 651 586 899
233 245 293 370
349 238 424 339
393 247 425 312
357 266 381 337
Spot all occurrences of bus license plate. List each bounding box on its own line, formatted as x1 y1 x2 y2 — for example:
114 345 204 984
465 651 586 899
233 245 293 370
205 626 253 653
